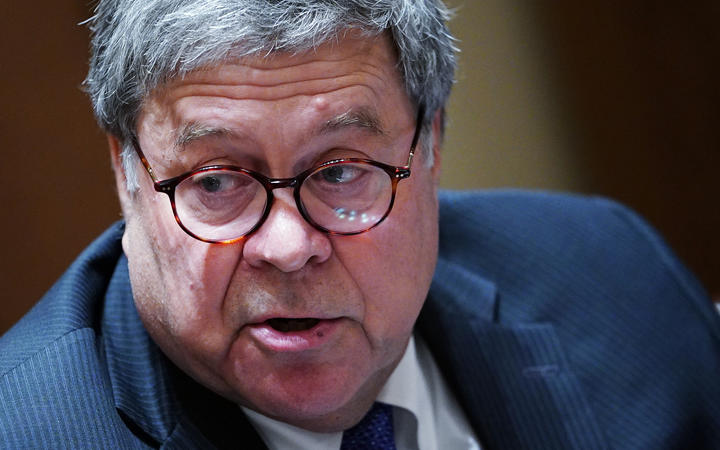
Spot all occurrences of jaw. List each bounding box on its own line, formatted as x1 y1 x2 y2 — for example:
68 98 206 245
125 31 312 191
228 337 407 433
187 314 411 433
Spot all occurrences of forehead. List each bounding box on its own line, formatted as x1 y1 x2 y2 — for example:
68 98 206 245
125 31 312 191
138 32 412 142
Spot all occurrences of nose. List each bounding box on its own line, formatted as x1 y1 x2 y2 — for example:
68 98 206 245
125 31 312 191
242 193 332 272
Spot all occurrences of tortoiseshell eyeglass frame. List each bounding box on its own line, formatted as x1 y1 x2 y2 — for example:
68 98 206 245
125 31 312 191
130 106 425 244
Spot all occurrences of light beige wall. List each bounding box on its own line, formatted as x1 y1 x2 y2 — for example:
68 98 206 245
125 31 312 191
441 0 581 191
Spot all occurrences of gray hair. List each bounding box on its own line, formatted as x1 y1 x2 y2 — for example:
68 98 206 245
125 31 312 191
83 0 457 190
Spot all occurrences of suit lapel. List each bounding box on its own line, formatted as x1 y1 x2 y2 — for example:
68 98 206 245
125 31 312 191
419 258 608 449
102 253 179 445
163 364 268 450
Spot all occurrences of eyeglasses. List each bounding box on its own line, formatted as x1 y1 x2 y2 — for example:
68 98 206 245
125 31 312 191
131 107 424 244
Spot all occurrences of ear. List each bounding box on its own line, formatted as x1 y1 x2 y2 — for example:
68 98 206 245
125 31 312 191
429 108 443 185
107 134 132 213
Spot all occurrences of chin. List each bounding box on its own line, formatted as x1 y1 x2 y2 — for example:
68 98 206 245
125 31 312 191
229 359 385 432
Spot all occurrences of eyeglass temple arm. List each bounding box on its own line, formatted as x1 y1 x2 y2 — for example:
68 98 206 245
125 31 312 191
405 105 426 169
131 138 160 183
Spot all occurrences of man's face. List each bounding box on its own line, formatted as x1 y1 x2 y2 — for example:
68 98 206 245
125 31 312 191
115 33 441 432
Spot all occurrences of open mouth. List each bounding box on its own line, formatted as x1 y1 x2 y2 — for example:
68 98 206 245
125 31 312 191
266 318 320 332
249 317 341 351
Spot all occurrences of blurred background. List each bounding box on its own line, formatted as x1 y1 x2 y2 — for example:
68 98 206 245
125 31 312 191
1 1 718 334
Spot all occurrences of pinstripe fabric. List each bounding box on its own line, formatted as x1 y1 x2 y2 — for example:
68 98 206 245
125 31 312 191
2 191 720 449
0 224 153 448
101 254 180 444
0 329 145 448
419 190 720 449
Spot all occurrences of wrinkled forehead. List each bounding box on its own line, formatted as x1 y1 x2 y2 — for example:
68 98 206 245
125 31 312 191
134 31 416 160
139 32 410 127
145 29 401 102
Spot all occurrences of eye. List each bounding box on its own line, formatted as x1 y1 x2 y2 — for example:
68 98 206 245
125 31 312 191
199 174 222 192
178 169 259 214
194 172 247 193
318 164 362 184
303 162 381 202
174 168 267 232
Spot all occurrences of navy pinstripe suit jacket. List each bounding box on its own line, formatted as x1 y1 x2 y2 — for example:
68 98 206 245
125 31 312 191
2 191 720 449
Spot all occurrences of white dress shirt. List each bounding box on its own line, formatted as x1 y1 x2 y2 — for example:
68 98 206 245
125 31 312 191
242 334 481 450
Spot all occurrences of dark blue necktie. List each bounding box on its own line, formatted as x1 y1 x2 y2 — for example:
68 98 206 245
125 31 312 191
340 402 396 450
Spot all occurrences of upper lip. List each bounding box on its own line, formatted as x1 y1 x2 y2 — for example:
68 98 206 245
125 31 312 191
246 315 345 334
247 313 343 326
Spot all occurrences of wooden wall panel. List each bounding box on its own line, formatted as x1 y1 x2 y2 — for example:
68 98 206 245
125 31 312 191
534 1 720 299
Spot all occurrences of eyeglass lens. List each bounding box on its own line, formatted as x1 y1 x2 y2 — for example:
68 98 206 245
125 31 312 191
173 161 394 242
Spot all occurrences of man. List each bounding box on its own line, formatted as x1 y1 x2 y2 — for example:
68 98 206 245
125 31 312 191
1 1 719 449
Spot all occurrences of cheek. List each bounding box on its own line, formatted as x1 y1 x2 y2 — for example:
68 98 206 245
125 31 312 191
331 176 438 344
123 191 243 356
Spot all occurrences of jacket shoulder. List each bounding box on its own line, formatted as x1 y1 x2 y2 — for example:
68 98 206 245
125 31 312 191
437 189 712 315
433 190 720 448
0 222 151 446
0 222 125 377
0 328 148 447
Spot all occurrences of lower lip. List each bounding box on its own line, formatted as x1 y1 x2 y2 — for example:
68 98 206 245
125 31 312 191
247 318 344 352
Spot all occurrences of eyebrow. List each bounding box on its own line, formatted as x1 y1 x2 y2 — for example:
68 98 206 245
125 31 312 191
173 107 386 150
174 123 236 150
318 108 386 136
